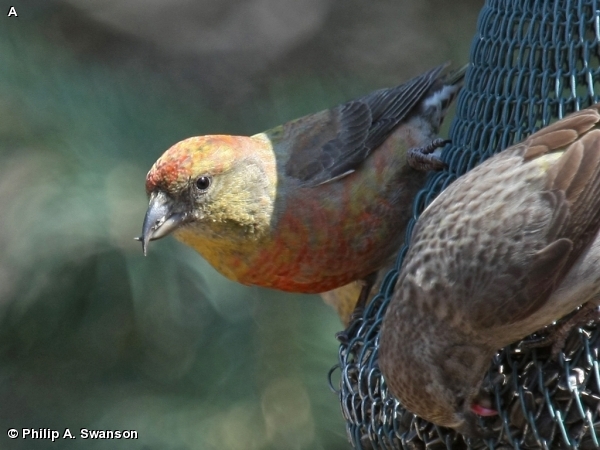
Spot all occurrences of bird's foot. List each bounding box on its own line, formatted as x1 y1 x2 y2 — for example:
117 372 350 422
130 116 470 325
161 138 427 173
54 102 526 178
335 303 368 344
334 330 349 344
521 303 600 359
335 306 365 344
407 138 449 172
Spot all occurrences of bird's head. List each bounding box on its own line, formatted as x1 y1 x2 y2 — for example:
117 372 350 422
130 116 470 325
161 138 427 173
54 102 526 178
380 311 498 439
386 346 497 438
415 342 497 439
139 135 277 255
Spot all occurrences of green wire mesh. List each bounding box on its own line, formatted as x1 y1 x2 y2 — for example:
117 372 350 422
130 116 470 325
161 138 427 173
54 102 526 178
332 0 600 448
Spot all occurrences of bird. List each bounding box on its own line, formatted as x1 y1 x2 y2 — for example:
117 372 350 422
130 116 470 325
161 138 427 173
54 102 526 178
379 104 600 437
138 63 466 324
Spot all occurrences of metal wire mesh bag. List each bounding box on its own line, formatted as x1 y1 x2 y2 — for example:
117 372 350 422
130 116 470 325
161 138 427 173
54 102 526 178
332 1 600 448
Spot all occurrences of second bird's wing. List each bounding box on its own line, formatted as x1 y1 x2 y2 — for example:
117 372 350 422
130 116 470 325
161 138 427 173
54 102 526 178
407 105 600 329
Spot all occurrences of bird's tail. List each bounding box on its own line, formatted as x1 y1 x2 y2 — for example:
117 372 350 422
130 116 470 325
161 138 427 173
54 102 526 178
443 63 469 87
420 63 468 123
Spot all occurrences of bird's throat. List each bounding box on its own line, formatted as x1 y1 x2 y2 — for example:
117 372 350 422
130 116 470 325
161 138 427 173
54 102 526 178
173 222 270 283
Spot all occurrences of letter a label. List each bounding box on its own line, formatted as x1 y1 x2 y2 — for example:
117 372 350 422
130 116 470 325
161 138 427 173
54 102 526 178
7 7 17 17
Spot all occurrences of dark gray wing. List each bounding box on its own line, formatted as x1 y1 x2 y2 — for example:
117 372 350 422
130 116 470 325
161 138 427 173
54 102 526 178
281 64 448 187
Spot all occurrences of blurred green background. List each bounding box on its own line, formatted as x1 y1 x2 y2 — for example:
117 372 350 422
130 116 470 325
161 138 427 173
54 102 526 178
0 1 478 449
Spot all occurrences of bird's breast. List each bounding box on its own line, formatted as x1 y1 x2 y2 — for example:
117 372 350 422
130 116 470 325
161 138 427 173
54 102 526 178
239 163 421 292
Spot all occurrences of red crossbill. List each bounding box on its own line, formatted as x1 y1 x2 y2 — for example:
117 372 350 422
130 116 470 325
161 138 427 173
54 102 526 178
379 104 600 437
139 64 466 323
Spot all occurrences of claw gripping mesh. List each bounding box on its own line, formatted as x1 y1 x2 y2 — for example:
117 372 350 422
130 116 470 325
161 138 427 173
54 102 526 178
333 0 600 448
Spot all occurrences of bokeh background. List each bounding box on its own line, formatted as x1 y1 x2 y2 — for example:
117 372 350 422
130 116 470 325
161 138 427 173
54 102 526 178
0 1 479 449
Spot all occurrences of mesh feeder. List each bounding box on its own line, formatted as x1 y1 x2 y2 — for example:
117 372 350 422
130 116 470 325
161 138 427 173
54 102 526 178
332 1 600 448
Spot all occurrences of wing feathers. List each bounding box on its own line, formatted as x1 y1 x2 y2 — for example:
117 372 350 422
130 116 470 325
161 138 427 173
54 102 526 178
284 64 453 186
450 106 600 328
503 116 600 325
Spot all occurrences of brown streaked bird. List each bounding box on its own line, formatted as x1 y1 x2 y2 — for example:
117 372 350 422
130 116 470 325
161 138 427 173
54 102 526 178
379 104 600 437
139 64 466 324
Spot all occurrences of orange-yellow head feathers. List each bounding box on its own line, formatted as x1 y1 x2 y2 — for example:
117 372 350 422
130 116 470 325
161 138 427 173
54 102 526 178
140 135 277 264
146 135 254 194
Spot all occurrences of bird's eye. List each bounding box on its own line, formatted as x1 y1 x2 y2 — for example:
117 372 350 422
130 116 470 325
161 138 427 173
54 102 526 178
195 176 212 192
